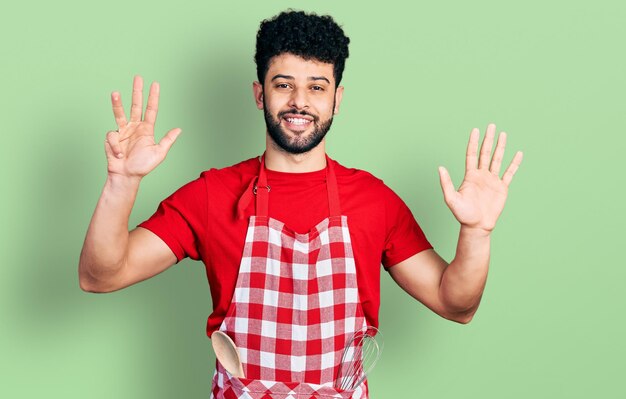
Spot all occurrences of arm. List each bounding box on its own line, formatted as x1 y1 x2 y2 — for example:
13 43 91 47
79 76 181 293
389 124 523 323
388 230 489 324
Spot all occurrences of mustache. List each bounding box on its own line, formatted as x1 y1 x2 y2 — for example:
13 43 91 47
278 109 318 121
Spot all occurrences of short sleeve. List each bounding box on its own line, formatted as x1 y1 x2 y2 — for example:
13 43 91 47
137 174 207 262
381 188 432 268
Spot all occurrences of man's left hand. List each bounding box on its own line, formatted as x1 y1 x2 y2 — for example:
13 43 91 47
438 123 523 233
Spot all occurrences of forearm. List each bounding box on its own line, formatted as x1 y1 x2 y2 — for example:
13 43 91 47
439 225 491 318
79 174 141 291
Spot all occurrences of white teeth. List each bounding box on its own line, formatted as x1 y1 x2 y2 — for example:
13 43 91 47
286 118 310 125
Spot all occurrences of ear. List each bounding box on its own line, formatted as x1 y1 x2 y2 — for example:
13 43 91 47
253 81 264 110
333 86 344 114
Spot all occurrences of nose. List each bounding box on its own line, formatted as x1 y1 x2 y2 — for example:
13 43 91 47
288 87 309 110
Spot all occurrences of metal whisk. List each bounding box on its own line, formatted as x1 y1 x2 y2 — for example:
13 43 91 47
334 326 384 391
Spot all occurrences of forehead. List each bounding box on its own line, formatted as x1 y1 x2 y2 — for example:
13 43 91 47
266 53 335 83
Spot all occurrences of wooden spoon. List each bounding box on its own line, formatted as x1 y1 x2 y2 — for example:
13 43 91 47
211 331 245 378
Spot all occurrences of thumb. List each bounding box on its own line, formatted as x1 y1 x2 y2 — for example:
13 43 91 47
438 166 457 206
158 128 182 154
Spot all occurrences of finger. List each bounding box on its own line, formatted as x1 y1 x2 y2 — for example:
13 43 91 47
130 75 144 122
104 137 114 158
144 82 160 125
478 123 496 169
502 151 523 186
111 91 127 129
489 132 507 175
438 166 458 206
157 128 182 154
465 128 480 172
106 130 124 159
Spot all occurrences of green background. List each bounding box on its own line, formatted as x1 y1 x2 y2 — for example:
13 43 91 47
1 0 624 397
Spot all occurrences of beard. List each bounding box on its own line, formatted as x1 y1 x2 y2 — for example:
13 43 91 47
263 98 334 155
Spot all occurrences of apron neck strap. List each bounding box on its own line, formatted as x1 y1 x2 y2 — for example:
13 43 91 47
255 155 270 217
325 156 341 217
255 154 341 218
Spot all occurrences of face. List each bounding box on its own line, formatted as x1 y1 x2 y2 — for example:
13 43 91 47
253 53 344 154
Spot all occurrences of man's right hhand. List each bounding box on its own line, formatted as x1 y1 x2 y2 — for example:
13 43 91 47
105 75 181 179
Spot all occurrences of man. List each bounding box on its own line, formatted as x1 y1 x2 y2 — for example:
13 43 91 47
79 10 522 398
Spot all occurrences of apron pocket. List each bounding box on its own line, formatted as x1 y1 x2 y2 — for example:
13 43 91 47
213 362 367 399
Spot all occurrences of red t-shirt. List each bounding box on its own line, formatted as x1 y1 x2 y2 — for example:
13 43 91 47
138 156 432 336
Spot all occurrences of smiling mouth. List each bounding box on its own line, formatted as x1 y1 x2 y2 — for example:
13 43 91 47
285 117 311 125
281 114 314 132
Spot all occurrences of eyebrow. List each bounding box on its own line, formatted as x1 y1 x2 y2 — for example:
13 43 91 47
309 76 331 84
270 74 331 84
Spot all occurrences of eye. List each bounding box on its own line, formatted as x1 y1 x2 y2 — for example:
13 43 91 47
311 85 325 91
275 83 291 89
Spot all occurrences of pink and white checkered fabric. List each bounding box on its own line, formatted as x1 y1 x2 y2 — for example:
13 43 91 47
210 214 368 398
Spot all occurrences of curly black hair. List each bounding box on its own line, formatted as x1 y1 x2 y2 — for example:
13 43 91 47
255 10 350 87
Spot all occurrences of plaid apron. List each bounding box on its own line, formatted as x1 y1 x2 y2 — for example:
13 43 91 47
210 155 369 399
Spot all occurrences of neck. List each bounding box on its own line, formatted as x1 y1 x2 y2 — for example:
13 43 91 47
264 135 327 172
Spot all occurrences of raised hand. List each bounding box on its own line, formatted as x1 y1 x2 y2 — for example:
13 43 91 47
105 76 181 179
438 124 523 233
